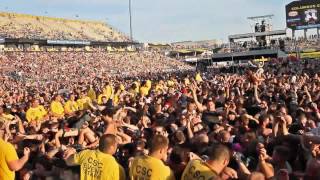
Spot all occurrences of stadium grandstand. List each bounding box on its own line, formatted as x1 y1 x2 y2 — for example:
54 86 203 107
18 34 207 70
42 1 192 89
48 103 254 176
2 1 320 180
0 12 130 42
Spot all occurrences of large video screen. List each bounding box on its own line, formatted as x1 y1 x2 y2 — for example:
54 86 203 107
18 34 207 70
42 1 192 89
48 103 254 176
286 0 320 30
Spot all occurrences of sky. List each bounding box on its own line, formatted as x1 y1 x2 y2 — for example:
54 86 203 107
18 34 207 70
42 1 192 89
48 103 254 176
0 0 295 43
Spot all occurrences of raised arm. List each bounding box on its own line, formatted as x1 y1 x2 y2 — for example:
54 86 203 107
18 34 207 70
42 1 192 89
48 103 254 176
254 84 262 104
258 147 274 179
234 154 251 176
124 106 137 113
225 83 230 99
272 120 279 138
117 130 132 144
12 115 26 134
190 84 205 112
186 116 194 139
304 86 312 103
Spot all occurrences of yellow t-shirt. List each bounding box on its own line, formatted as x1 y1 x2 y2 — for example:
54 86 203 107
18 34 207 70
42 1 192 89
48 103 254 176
73 150 125 180
120 84 125 91
103 85 113 100
77 97 91 110
140 86 150 96
181 160 219 180
146 80 152 90
129 155 175 180
26 105 47 122
195 73 203 82
50 101 64 116
64 100 79 114
0 139 18 180
87 88 97 101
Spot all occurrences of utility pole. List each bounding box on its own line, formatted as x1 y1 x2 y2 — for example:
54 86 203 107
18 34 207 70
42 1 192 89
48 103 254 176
129 0 133 41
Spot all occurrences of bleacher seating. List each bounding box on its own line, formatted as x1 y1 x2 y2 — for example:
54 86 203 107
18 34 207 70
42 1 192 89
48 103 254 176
0 12 130 42
285 37 320 52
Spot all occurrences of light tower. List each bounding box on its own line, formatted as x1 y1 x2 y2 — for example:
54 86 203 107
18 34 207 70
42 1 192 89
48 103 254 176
129 0 133 41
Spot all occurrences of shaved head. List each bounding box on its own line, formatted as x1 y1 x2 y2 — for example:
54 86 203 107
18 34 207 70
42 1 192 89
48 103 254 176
99 134 117 152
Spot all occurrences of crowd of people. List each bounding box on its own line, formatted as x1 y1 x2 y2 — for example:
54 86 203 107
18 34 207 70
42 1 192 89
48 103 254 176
0 51 193 90
1 49 320 180
0 12 129 42
285 36 320 53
